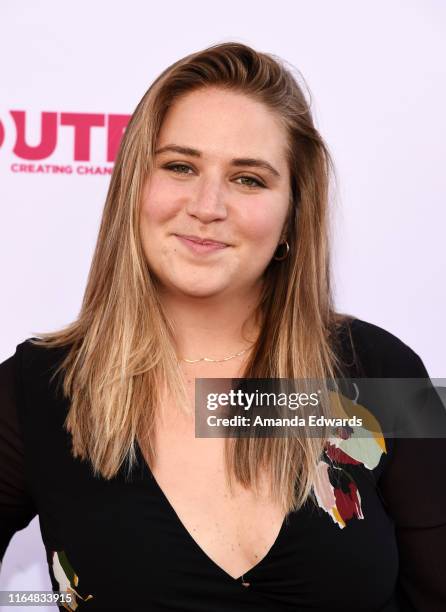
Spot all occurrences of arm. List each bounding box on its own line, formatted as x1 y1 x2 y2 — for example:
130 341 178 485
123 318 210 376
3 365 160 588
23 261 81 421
0 348 38 567
378 353 446 612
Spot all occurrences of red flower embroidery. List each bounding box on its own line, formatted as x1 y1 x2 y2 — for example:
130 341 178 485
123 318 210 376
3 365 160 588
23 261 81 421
333 480 364 522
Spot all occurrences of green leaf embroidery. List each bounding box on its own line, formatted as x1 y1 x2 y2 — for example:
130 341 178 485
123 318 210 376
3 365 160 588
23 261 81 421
52 550 93 610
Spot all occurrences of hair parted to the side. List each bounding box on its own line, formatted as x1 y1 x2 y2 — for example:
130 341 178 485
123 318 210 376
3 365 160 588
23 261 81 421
30 41 353 515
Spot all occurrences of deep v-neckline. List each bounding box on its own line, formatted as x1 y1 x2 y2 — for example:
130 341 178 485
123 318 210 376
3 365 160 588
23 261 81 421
133 440 288 583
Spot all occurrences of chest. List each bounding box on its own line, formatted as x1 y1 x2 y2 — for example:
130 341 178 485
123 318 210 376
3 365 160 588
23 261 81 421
149 402 285 580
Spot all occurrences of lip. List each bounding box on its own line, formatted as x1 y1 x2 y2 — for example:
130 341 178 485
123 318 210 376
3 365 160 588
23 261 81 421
174 234 229 254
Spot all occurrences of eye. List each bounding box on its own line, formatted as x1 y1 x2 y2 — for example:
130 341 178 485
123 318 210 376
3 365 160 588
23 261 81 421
163 163 194 175
234 176 266 189
162 163 266 189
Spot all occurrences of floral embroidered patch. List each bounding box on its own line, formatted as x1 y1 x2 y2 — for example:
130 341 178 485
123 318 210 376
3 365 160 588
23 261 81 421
313 388 387 528
51 550 93 610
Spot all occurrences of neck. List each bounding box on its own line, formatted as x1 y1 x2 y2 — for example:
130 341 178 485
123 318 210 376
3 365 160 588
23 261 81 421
158 284 263 361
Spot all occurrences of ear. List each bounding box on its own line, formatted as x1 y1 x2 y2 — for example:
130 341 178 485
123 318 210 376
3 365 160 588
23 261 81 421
283 204 300 240
279 220 290 243
280 196 297 242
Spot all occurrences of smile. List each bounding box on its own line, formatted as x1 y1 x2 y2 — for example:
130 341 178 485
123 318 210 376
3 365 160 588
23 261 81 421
174 234 229 254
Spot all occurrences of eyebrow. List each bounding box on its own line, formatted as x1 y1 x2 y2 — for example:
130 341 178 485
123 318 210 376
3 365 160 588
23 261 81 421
154 144 281 178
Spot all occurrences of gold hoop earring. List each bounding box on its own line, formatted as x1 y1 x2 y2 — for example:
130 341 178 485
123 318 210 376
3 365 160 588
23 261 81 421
273 240 290 261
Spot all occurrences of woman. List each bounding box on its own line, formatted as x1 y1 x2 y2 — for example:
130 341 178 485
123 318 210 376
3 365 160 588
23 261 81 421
1 42 445 611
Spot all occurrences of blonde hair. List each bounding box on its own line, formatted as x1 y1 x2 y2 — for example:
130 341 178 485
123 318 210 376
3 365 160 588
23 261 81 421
31 41 351 515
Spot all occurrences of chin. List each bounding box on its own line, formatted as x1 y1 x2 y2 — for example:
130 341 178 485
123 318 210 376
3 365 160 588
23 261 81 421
167 276 231 298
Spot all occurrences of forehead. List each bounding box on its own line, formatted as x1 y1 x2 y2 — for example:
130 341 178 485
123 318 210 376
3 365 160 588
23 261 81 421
157 87 289 168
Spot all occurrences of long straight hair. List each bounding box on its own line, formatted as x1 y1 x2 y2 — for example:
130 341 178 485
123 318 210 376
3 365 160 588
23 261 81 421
31 42 351 514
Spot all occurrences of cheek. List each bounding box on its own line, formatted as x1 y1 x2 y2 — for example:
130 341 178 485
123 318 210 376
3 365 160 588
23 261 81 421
140 174 181 224
237 197 286 245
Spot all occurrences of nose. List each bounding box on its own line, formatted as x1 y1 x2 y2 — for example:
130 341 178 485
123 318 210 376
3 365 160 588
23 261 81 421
185 174 228 223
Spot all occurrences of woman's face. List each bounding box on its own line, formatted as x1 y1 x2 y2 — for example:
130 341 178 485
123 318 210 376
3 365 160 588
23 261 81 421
140 86 291 300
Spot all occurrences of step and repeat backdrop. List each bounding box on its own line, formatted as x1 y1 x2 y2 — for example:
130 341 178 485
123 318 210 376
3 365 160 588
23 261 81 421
1 1 445 609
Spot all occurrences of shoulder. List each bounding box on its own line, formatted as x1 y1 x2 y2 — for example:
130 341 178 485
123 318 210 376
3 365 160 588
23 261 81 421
0 337 70 456
2 339 74 442
14 337 71 370
335 316 428 378
6 337 73 401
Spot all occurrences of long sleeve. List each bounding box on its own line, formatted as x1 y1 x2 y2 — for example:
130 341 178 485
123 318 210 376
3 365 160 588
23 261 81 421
338 319 446 611
377 352 446 612
0 346 38 564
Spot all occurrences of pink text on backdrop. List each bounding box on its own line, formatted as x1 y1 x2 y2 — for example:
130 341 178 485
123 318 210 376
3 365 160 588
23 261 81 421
8 112 130 162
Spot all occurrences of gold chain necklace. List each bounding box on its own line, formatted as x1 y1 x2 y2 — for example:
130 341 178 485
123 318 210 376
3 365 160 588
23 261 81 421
179 346 252 364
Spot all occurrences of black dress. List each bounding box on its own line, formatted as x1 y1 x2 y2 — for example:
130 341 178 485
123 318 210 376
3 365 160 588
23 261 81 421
1 318 445 611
